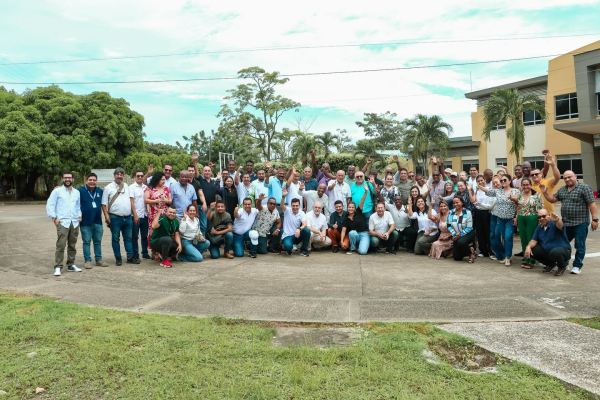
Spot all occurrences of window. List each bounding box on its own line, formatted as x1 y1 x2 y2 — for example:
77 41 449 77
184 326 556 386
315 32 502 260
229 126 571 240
462 162 479 174
495 158 507 167
524 156 545 171
492 122 506 130
597 92 599 116
555 93 578 120
557 155 583 179
523 110 544 126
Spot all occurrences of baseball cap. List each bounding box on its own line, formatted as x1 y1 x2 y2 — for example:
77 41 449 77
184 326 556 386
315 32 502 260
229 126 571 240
450 172 458 177
444 168 453 174
249 230 259 245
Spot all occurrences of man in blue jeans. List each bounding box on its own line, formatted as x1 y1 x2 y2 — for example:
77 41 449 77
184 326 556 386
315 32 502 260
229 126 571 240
252 193 282 254
130 170 151 261
540 170 599 275
101 167 136 266
232 198 259 258
280 188 310 256
77 173 109 269
206 201 234 259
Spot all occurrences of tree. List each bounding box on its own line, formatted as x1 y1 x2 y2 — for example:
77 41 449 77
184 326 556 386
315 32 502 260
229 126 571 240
353 139 386 166
290 132 317 165
400 114 452 175
334 129 353 153
217 67 301 161
271 128 298 163
356 112 402 149
316 131 339 159
482 88 546 164
144 141 186 156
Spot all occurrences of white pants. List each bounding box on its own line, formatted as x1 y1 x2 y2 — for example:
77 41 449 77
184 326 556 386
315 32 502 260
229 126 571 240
310 233 332 249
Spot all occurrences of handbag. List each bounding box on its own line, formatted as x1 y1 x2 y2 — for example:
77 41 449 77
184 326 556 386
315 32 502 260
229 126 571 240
206 217 233 246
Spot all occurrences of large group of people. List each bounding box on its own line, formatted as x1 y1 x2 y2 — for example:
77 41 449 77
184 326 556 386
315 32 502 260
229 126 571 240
46 149 597 277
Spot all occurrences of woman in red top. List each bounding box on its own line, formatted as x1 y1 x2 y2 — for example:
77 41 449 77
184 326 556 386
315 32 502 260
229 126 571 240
144 172 172 247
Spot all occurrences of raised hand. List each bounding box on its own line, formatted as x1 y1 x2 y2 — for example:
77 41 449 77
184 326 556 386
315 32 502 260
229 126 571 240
264 161 272 169
282 188 289 197
309 149 315 155
367 157 373 164
374 184 381 194
258 193 266 202
466 183 472 192
182 211 187 221
438 157 444 164
207 161 214 169
234 206 239 215
550 212 559 222
238 165 243 172
539 184 547 193
363 183 368 190
210 202 216 210
393 155 399 163
407 197 413 207
545 154 555 165
191 151 199 161
216 172 222 180
431 156 437 164
147 164 154 174
299 181 305 191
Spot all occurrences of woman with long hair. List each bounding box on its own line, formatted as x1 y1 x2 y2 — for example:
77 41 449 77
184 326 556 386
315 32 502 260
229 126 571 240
380 174 400 204
215 175 238 217
443 181 455 210
442 180 475 212
144 172 172 246
408 186 421 212
515 177 544 268
407 196 440 255
469 175 492 257
340 184 370 255
447 196 476 263
178 204 210 262
429 200 453 259
476 177 500 260
479 173 519 266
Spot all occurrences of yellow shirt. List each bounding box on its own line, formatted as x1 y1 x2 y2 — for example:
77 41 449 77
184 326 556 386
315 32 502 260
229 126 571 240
531 178 556 213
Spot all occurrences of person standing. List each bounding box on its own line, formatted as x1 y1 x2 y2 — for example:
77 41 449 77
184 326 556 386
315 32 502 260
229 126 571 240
468 175 492 258
144 163 177 188
101 167 137 266
245 160 256 182
393 167 413 203
249 169 269 207
540 170 598 275
467 166 479 187
197 166 214 236
299 182 330 219
341 185 370 255
46 171 83 276
328 170 352 214
130 170 150 262
77 172 109 269
350 172 375 222
171 170 198 219
300 166 319 191
530 153 561 213
429 200 453 259
344 165 357 186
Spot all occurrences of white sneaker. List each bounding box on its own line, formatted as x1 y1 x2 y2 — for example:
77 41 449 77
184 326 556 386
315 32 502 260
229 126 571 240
54 267 61 276
477 253 484 258
67 265 82 272
490 255 498 261
504 258 511 267
293 245 298 252
571 267 581 275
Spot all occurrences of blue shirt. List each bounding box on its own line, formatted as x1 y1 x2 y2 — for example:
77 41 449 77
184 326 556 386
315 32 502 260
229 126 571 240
264 177 286 203
77 185 103 226
170 182 197 218
300 176 319 191
350 182 375 213
532 221 571 252
46 185 82 228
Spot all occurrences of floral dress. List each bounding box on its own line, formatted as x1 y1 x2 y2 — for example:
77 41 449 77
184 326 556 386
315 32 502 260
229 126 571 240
516 193 544 216
146 186 171 246
380 185 400 204
429 213 453 259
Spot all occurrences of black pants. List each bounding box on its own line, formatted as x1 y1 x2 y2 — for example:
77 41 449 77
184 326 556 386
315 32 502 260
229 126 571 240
400 226 418 252
474 209 491 257
151 237 178 260
453 230 476 261
531 245 571 269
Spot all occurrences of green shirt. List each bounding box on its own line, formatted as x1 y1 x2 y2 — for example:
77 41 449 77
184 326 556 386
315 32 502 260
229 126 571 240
344 176 356 187
150 215 180 245
395 180 413 203
210 211 232 228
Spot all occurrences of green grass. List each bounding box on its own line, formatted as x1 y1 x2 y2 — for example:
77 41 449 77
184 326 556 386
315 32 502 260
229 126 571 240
0 293 594 400
568 316 600 331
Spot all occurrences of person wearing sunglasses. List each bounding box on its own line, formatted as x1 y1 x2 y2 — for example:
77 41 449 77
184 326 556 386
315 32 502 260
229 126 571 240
530 153 561 213
524 209 572 276
478 174 519 266
144 163 177 188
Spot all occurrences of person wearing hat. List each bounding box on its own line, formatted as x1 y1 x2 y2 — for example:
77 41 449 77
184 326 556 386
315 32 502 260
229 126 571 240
232 198 260 258
449 171 459 191
305 201 332 250
101 167 136 266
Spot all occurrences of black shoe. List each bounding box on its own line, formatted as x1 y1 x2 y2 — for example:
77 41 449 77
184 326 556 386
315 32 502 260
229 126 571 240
300 250 309 257
514 251 524 257
286 250 292 256
126 257 140 264
267 248 280 254
386 250 396 255
543 262 557 273
142 254 152 260
249 253 257 258
332 246 339 253
116 257 122 266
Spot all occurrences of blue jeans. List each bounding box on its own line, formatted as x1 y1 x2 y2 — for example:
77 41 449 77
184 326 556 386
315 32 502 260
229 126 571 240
208 231 233 259
362 210 374 224
257 225 281 254
109 215 133 259
348 230 370 255
233 231 258 257
80 224 103 262
565 223 588 269
492 217 515 260
132 216 149 257
178 238 211 262
490 215 498 257
282 228 310 252
198 207 207 236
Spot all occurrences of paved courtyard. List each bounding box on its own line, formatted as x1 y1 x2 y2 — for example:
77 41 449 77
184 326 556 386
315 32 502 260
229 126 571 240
1 204 599 322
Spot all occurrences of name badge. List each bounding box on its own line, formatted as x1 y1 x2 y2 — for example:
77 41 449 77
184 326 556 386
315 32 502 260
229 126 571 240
92 202 97 208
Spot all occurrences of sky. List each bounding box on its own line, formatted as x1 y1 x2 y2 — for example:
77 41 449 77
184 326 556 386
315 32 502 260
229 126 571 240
1 0 600 150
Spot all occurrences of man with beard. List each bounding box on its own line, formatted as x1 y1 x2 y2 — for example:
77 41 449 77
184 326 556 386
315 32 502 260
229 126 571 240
524 209 572 276
299 182 330 219
47 171 83 276
102 167 137 266
250 168 269 207
232 198 259 258
252 193 282 254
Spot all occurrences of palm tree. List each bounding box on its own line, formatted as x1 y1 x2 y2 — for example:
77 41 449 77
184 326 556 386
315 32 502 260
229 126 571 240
401 114 452 175
482 88 546 164
291 132 317 165
353 139 386 166
315 131 339 159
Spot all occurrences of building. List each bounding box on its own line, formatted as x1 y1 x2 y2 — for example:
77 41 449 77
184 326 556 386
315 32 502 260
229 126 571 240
465 40 600 190
406 136 481 176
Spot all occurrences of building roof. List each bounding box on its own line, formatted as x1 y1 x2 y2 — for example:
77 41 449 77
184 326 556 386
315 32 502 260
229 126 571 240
464 75 548 100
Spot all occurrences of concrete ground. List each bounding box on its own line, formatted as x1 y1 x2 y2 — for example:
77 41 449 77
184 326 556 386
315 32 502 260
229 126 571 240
1 204 599 323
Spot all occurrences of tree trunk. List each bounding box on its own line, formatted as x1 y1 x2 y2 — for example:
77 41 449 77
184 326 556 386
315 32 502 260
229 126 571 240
20 173 41 199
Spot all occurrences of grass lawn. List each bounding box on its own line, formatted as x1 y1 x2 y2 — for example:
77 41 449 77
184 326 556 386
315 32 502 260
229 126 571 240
568 316 600 331
0 292 594 400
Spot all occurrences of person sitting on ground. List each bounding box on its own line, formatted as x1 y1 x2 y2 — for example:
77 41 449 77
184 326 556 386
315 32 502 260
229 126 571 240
299 182 330 218
252 193 282 254
306 201 332 251
232 198 259 258
149 205 182 268
385 195 414 251
178 204 210 262
368 202 398 254
429 200 453 260
341 184 371 255
280 187 310 256
515 178 544 268
524 209 572 276
447 196 476 263
327 200 348 253
407 196 439 255
206 201 234 259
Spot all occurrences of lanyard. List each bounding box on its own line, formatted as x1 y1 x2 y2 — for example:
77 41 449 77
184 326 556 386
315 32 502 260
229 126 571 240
87 188 96 200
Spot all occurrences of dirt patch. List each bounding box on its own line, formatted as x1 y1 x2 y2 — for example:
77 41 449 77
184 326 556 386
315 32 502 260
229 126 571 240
428 338 502 373
272 327 362 348
16 304 42 315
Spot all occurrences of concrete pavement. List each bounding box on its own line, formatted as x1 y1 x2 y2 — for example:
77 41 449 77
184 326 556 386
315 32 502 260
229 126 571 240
1 204 599 323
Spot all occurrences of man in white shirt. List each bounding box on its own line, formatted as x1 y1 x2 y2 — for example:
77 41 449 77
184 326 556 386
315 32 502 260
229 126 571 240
467 165 479 187
101 167 136 266
280 187 310 257
232 198 259 258
145 163 177 188
306 201 332 250
234 166 254 206
327 170 352 214
299 183 330 219
130 169 150 262
250 169 269 207
385 195 414 251
369 202 398 254
286 166 304 208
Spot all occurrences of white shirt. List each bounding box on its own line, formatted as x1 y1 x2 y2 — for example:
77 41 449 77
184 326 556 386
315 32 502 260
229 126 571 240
286 181 302 206
300 190 330 219
236 182 252 206
409 209 438 234
306 211 328 232
250 179 269 206
130 182 148 218
179 216 200 241
101 181 133 217
369 211 394 234
385 204 411 231
467 176 478 187
328 180 351 213
282 208 306 239
46 186 81 228
233 207 259 234
147 176 177 188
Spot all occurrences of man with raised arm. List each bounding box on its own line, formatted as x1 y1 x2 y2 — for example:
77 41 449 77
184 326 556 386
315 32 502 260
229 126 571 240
280 187 310 257
253 193 282 254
